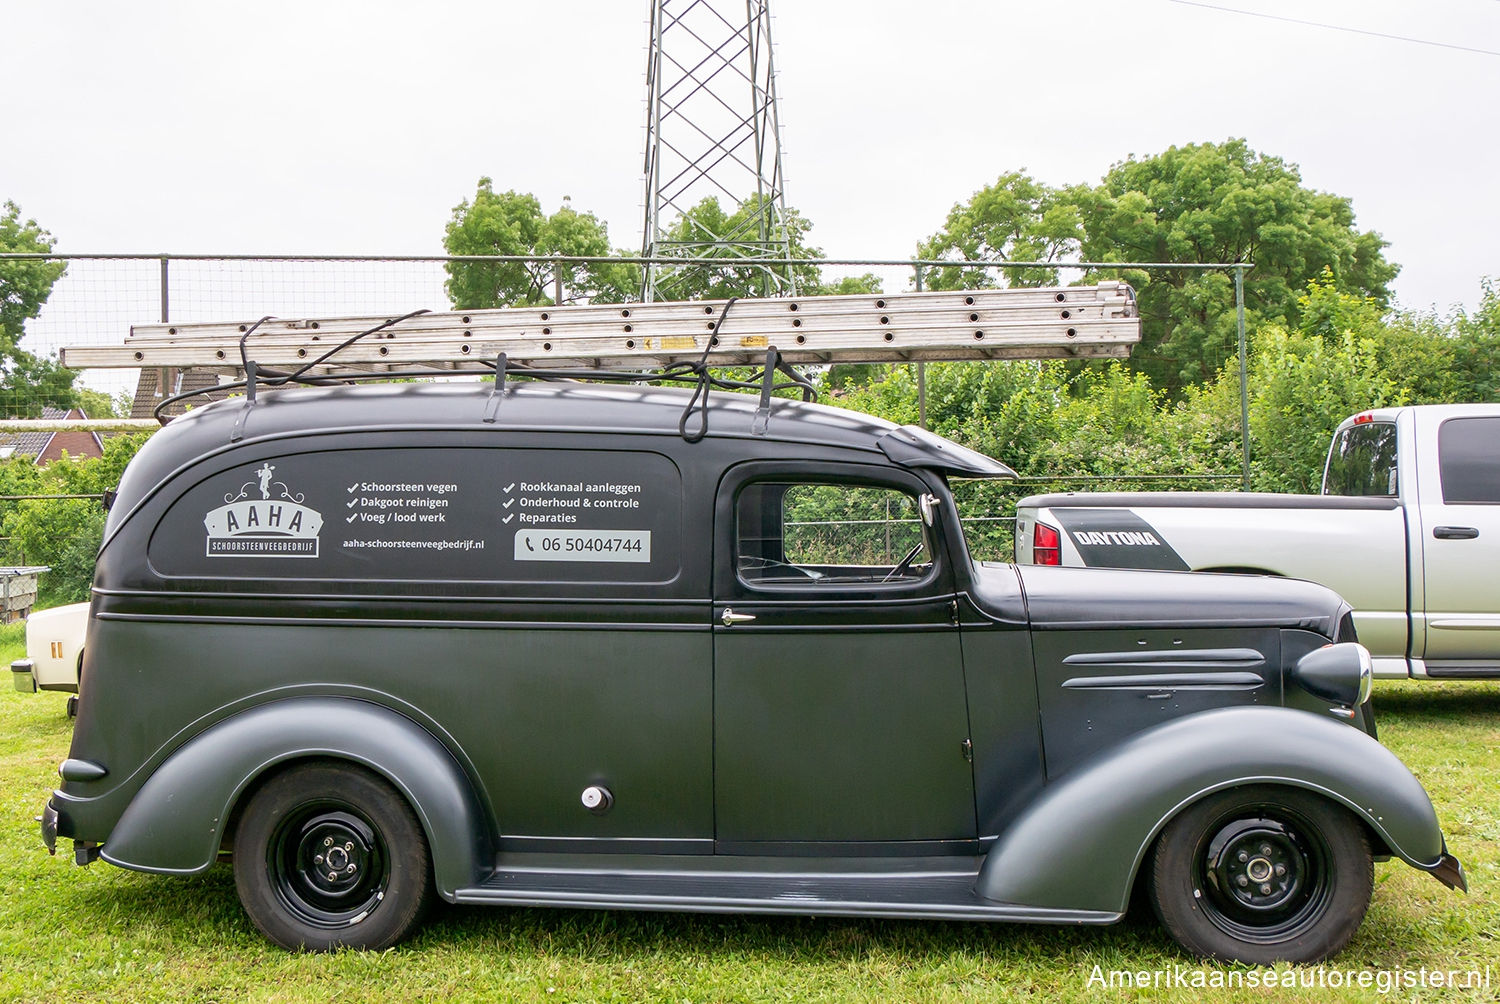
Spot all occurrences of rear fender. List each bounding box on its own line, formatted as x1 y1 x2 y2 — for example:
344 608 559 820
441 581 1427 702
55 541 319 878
100 698 489 897
976 706 1445 913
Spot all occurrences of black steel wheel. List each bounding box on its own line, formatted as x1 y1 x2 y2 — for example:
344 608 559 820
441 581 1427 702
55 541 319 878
1149 785 1373 964
233 762 433 951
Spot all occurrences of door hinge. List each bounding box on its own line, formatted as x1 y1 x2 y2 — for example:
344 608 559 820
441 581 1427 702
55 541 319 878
950 599 960 626
960 738 973 763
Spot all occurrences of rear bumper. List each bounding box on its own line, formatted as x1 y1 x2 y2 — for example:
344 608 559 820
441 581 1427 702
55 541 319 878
39 795 103 865
39 798 58 854
11 659 36 694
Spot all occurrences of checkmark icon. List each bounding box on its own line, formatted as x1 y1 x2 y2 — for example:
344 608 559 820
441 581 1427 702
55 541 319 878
502 513 515 524
503 482 515 493
347 482 359 493
503 498 515 509
346 513 358 523
346 498 358 508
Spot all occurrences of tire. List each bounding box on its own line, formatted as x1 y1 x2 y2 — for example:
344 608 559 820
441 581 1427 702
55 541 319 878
233 762 433 951
1148 785 1373 965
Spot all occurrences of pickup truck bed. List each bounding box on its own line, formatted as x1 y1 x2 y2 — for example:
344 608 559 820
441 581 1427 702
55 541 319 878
1015 405 1500 680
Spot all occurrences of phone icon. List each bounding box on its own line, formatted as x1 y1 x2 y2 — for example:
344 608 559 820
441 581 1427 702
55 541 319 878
524 534 535 552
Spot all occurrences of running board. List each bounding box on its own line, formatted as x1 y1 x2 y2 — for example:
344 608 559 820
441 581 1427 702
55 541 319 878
1424 661 1500 679
451 853 1120 925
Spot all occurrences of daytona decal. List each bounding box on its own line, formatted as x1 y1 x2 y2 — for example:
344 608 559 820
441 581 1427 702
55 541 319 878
1071 530 1164 547
1050 508 1189 571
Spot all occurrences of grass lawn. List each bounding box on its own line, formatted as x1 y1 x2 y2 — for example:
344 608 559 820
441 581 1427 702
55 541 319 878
0 625 1494 1002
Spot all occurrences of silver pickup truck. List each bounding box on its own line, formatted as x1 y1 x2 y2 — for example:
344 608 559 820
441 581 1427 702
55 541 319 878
1015 404 1500 680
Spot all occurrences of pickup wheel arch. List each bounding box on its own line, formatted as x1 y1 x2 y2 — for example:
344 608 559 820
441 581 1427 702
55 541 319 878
1196 566 1283 576
974 706 1443 915
100 698 490 898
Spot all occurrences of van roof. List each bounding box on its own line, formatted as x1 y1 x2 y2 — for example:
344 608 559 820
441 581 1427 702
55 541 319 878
166 380 889 444
144 381 1010 476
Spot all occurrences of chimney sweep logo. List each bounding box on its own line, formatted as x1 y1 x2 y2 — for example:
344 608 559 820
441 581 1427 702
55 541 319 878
204 463 323 557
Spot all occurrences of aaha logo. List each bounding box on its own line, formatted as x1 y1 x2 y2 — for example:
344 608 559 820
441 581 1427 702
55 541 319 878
204 463 323 557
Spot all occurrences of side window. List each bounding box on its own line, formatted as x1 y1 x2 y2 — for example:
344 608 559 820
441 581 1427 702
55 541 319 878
1324 422 1398 497
736 481 930 585
1439 417 1500 504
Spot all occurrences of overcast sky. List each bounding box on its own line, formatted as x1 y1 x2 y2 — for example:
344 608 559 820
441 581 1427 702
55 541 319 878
6 0 1499 319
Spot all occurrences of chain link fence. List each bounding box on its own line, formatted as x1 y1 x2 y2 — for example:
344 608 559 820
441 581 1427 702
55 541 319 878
9 253 1249 446
2 253 1245 568
18 256 456 408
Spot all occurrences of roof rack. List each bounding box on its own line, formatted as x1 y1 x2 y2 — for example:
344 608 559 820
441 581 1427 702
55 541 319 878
60 285 1139 437
62 284 1139 372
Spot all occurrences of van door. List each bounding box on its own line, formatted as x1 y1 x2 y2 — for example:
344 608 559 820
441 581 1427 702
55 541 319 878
711 462 976 849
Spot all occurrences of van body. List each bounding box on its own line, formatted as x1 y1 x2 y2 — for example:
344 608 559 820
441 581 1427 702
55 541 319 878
41 382 1462 963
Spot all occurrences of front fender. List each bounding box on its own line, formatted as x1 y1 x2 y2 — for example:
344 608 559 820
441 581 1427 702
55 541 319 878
99 698 488 897
976 706 1446 914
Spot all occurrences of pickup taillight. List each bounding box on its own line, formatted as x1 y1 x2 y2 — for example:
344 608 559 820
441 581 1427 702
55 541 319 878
1033 522 1062 566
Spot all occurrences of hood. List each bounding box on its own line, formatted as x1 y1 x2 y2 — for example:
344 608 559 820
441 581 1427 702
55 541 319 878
1002 564 1351 637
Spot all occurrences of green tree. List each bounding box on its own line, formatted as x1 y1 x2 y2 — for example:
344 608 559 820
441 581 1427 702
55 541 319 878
75 388 119 419
816 273 884 297
918 170 1087 289
2 433 152 605
1240 327 1403 493
1443 277 1500 401
0 351 82 417
1291 271 1500 407
443 179 637 309
0 202 79 416
650 195 832 301
921 141 1398 396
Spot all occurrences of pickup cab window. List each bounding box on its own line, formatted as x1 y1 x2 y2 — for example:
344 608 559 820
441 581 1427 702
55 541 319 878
1324 422 1398 497
1438 417 1500 503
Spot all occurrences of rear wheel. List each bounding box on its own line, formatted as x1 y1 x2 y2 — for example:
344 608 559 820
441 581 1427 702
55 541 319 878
233 762 433 951
1149 785 1373 964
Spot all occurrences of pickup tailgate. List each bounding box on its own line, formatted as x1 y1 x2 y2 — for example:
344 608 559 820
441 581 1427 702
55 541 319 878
1015 492 1411 670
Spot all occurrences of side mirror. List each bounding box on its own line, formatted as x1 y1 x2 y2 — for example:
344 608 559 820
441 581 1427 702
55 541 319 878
919 493 938 527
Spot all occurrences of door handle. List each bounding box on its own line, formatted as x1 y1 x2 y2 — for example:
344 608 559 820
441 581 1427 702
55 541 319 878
721 608 756 626
1433 526 1479 540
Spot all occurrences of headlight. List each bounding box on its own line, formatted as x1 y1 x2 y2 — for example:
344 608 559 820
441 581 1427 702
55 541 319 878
1356 644 1373 704
1290 642 1373 708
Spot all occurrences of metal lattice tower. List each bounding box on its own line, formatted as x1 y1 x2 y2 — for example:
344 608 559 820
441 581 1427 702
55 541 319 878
640 0 795 302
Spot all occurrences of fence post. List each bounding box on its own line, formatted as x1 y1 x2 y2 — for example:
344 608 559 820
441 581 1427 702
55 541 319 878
1235 265 1250 491
914 265 926 429
159 255 170 323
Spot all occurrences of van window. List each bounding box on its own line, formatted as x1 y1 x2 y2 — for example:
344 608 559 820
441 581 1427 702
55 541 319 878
148 447 681 583
736 482 928 584
1439 417 1500 504
1324 422 1398 497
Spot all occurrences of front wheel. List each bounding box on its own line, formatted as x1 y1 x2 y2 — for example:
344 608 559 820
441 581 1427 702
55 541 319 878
1149 785 1373 964
233 762 433 951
